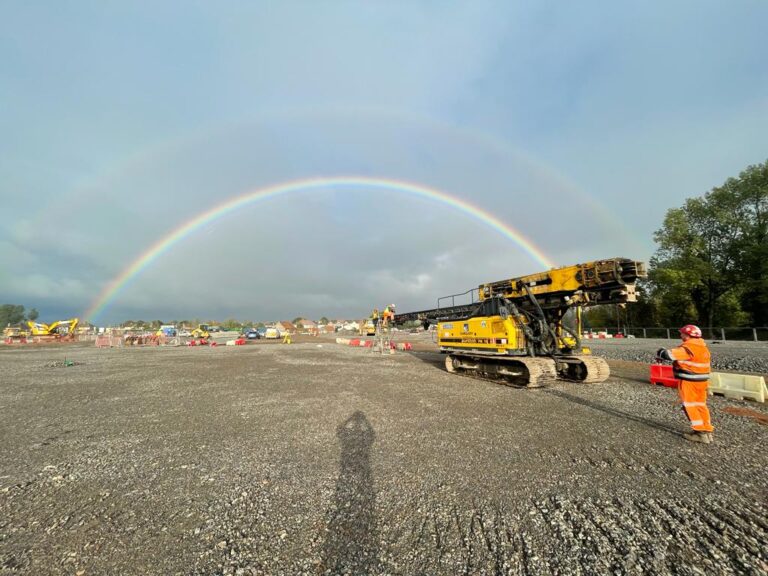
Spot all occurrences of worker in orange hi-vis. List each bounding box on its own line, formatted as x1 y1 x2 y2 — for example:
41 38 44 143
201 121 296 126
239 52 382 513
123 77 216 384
657 325 714 444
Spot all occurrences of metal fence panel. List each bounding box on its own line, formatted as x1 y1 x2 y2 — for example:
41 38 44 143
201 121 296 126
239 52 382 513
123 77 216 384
587 327 768 342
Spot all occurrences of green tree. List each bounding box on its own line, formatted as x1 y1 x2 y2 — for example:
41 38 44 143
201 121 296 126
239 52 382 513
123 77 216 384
582 279 661 331
624 281 661 328
221 318 242 331
0 304 26 328
27 308 39 321
728 161 768 324
319 316 329 325
650 184 743 327
649 159 768 327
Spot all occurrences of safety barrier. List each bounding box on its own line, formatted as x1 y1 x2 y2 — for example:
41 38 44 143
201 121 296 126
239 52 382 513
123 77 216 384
649 364 679 388
336 338 412 351
95 335 124 348
649 364 768 403
709 373 767 403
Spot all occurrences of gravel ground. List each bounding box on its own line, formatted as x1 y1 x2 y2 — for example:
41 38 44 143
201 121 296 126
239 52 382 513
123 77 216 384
1 338 766 575
584 337 768 375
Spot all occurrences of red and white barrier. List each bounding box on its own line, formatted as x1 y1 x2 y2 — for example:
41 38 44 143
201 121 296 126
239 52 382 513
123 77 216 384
336 338 412 351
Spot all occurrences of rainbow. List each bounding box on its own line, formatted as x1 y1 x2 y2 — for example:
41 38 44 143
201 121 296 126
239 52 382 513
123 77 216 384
83 176 555 322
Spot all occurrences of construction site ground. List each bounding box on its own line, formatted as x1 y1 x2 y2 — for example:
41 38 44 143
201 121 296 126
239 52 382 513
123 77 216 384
1 335 766 575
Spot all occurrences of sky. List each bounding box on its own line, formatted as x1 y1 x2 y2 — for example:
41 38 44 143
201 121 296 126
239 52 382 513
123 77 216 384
1 1 767 325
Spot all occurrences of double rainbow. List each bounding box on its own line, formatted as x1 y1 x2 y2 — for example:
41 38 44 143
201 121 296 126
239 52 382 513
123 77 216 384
84 176 554 322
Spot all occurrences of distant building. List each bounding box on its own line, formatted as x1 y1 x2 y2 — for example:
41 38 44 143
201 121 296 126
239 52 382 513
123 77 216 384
276 321 297 334
322 323 336 333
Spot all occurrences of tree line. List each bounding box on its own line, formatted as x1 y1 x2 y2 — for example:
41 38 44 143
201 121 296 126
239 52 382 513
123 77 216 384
0 304 39 328
585 159 768 329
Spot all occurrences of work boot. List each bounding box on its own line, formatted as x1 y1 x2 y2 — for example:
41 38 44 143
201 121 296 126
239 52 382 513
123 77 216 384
683 431 712 444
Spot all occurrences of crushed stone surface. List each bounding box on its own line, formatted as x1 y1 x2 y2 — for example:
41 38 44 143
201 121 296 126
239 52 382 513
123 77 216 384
585 337 768 375
1 338 766 575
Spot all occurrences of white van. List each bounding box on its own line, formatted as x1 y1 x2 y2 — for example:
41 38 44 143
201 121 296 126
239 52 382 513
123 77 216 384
264 327 280 339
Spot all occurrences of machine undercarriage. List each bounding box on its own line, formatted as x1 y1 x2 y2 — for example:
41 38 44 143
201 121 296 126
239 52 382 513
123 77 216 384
444 353 610 388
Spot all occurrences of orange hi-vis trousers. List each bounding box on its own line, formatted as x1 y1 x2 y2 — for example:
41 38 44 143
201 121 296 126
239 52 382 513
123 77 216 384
678 380 714 432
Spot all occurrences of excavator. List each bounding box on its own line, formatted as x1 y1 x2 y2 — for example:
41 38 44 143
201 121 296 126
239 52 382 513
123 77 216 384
190 324 211 340
26 318 80 338
393 258 646 387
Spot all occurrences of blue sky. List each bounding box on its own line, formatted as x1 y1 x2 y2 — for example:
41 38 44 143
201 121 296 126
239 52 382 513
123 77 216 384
1 1 766 323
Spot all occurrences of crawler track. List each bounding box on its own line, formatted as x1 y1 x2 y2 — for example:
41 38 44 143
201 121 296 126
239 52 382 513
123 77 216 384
444 353 611 386
558 355 611 383
445 353 558 387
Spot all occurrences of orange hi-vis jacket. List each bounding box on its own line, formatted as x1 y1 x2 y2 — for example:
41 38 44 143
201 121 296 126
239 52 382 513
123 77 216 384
662 337 711 382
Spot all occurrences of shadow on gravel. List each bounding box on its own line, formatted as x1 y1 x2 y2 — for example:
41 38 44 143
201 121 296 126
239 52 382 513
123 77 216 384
405 353 681 437
405 350 445 370
319 411 380 574
545 389 681 436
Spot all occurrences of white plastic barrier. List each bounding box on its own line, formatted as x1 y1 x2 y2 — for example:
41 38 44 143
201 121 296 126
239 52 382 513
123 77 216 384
709 372 767 403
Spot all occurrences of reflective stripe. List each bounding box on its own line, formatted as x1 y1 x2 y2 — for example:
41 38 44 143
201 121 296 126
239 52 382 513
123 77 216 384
678 360 710 368
675 372 710 382
689 419 704 426
683 401 707 407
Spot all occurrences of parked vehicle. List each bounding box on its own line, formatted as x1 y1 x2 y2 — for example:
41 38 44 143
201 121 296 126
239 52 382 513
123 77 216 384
191 324 211 339
264 328 280 339
156 324 177 337
245 329 261 340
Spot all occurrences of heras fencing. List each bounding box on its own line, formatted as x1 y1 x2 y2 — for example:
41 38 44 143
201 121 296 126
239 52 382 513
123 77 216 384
588 327 768 342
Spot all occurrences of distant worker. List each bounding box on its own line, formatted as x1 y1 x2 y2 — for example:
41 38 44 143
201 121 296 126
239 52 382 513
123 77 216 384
371 308 380 327
382 304 396 327
657 325 714 444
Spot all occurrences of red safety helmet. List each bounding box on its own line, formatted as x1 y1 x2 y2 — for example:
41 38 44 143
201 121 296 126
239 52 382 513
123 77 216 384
679 324 702 338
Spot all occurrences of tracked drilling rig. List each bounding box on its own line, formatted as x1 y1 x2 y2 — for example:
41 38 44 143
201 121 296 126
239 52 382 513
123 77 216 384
393 258 646 387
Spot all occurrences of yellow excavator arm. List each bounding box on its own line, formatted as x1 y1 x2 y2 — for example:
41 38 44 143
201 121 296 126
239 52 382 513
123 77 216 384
26 318 79 336
47 318 79 335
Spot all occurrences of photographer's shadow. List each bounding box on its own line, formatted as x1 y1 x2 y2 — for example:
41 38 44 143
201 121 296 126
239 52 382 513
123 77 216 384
319 411 380 574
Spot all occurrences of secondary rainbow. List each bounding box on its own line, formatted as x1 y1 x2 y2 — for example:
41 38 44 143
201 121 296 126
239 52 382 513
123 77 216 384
84 176 555 322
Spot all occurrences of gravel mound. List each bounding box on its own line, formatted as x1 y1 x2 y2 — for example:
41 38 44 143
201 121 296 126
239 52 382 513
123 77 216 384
586 337 768 375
